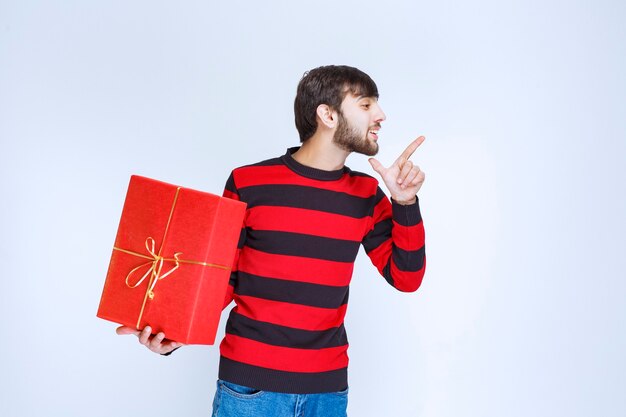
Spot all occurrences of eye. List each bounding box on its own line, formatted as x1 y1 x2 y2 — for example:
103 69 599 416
361 103 371 109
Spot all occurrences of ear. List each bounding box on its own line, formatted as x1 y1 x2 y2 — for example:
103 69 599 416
316 104 338 129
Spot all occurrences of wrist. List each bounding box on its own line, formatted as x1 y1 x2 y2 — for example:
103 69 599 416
392 196 417 206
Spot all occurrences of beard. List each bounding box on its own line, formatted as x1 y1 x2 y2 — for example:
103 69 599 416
332 112 379 156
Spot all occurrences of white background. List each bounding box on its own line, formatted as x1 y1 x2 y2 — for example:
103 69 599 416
1 1 624 416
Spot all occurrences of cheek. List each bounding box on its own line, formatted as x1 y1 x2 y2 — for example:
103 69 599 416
350 114 368 129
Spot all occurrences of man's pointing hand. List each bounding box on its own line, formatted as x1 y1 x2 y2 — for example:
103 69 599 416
368 136 426 205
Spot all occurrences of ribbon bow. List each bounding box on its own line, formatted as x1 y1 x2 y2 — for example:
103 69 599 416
124 237 183 300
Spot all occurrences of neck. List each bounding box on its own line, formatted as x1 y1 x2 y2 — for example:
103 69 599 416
292 133 349 171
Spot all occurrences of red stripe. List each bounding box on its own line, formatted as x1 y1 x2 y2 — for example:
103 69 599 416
220 334 349 373
390 255 425 292
234 295 347 331
235 165 377 198
239 247 354 287
371 198 391 227
391 221 425 251
247 206 368 241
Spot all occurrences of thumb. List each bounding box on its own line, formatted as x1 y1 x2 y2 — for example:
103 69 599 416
116 325 140 336
368 158 385 175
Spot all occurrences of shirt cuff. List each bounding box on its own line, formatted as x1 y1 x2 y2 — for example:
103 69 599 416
391 196 422 226
161 346 181 357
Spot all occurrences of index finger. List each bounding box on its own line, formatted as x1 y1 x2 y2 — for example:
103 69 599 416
395 136 425 164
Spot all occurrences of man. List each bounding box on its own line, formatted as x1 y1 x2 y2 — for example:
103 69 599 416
117 65 426 417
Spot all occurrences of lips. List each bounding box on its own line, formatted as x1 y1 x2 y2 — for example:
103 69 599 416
368 123 381 140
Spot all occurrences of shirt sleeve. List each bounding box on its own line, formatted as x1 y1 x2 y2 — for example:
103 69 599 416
361 186 426 292
222 171 247 310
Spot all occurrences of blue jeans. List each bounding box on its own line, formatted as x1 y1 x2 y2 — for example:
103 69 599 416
211 379 348 417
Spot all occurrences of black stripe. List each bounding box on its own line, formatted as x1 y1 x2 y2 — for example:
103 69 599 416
246 229 361 263
238 184 377 218
391 198 422 226
219 356 348 394
362 219 392 253
226 311 348 349
281 150 347 181
382 258 394 287
392 245 426 272
374 186 387 204
235 271 349 309
237 227 247 249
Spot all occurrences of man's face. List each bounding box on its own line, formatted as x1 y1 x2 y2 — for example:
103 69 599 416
332 93 386 156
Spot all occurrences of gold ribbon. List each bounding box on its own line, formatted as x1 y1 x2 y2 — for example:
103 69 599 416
115 237 182 300
112 186 231 329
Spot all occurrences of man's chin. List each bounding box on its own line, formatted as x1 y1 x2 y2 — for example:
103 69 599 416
356 142 379 157
332 135 379 156
360 148 378 157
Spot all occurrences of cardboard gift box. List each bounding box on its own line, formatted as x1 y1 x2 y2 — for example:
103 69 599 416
97 175 246 345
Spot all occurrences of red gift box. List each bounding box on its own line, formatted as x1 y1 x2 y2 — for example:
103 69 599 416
97 175 246 345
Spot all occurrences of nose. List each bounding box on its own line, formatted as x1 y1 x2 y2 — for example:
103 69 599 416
374 103 386 123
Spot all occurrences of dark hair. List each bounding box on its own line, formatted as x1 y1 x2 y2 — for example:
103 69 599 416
294 65 379 142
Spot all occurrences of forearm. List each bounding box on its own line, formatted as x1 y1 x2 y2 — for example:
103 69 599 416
365 196 426 292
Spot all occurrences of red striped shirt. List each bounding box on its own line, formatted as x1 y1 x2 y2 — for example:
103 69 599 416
217 148 426 394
